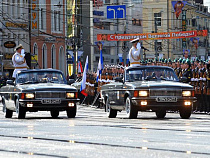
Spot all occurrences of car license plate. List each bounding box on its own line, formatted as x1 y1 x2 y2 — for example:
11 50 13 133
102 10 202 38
41 99 61 104
156 97 177 102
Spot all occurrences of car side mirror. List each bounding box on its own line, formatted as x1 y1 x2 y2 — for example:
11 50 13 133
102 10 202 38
179 76 188 83
114 77 123 83
6 80 14 85
68 79 75 85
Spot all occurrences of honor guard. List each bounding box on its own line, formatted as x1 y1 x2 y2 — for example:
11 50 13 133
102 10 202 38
182 59 192 83
12 44 28 78
129 38 141 66
206 63 210 113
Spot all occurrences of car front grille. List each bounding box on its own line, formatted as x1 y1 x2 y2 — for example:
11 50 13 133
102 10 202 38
150 90 182 96
35 92 66 99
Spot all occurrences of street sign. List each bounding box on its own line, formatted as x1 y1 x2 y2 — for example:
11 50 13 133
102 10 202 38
107 5 126 19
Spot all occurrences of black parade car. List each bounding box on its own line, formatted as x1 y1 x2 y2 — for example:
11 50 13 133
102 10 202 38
0 69 79 119
100 66 197 119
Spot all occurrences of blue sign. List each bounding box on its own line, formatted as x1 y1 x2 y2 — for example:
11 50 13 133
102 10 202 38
93 10 104 16
107 5 126 19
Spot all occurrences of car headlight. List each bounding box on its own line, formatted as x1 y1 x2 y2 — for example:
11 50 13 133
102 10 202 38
182 91 191 97
25 93 35 99
139 91 148 97
66 92 75 98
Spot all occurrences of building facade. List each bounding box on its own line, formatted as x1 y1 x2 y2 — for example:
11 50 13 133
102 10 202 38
31 0 67 74
0 0 67 77
142 0 210 60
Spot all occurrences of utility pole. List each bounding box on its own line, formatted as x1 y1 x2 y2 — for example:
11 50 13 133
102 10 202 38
28 0 32 68
154 16 158 59
167 0 169 59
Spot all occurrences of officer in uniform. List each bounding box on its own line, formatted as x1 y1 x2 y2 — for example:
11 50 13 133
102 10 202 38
128 38 141 66
12 44 28 79
182 59 192 83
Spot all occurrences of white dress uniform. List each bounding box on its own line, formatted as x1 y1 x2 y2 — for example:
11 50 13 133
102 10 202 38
128 42 141 67
12 52 28 78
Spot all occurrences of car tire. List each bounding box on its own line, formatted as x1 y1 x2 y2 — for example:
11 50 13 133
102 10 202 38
125 97 138 119
16 99 26 119
50 110 59 118
5 108 13 118
106 98 117 118
155 110 166 118
66 105 77 118
179 106 192 119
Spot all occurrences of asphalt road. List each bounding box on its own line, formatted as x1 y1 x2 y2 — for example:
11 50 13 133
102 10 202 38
0 103 210 158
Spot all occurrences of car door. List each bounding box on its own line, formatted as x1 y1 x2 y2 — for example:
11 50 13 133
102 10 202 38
114 82 124 106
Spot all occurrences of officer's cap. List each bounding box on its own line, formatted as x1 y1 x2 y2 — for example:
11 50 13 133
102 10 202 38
130 38 139 43
14 44 24 51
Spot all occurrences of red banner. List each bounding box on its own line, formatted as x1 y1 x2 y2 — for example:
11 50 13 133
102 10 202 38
97 30 208 41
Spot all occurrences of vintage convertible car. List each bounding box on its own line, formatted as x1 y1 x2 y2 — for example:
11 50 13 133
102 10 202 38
100 66 196 119
0 69 79 119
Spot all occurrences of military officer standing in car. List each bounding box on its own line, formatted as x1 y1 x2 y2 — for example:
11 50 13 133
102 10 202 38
12 44 28 79
128 38 141 66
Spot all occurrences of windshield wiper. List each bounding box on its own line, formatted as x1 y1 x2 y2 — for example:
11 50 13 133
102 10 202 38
160 77 167 80
20 81 39 85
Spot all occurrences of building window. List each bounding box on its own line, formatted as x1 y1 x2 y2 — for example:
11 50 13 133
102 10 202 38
51 45 56 69
59 47 65 73
12 0 15 17
157 42 162 51
41 8 44 29
58 11 61 31
132 19 141 26
17 0 20 16
154 13 161 26
54 11 57 31
42 44 47 69
7 0 10 15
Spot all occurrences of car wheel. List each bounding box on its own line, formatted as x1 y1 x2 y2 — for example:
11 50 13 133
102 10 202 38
50 110 59 118
16 99 26 119
125 97 138 119
179 106 192 119
106 98 117 118
66 105 77 118
155 109 166 118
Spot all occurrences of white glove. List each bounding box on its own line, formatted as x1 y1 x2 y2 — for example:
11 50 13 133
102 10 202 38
21 49 25 57
137 42 141 50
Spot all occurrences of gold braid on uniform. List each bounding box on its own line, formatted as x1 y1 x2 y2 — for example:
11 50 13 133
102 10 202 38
131 49 140 61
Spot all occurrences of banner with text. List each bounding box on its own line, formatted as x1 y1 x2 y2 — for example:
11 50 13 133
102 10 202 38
97 30 208 41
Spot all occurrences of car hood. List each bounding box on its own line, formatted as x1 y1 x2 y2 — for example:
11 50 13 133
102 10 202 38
18 83 77 92
130 80 193 89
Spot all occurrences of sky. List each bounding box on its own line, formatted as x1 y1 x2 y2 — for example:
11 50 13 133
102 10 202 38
204 0 210 12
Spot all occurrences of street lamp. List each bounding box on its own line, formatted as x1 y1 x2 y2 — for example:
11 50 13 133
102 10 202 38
0 55 3 76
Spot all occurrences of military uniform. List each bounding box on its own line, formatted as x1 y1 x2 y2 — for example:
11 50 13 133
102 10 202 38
128 38 141 66
12 44 28 78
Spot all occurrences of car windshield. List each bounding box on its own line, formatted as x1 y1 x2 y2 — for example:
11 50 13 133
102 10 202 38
16 71 67 85
125 67 179 82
